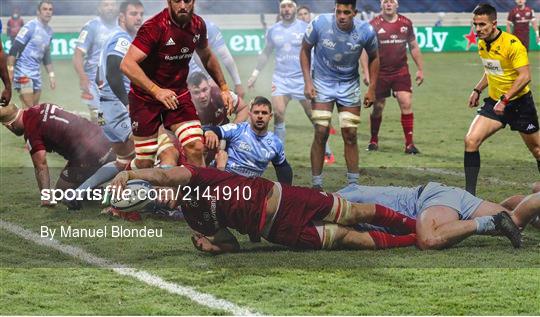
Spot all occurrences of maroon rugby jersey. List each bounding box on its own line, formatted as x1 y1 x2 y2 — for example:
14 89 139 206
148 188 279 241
507 5 535 47
370 14 416 75
23 103 106 159
130 9 208 101
195 86 229 126
179 166 275 237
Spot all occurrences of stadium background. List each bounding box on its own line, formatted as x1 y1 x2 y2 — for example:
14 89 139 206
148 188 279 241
1 0 539 315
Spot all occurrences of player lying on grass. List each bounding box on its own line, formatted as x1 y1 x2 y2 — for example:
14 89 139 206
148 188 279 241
0 103 115 207
337 182 538 249
109 165 421 254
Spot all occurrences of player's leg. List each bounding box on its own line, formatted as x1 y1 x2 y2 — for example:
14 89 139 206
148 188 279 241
32 90 41 105
310 101 333 188
129 95 165 169
519 131 540 172
16 76 34 107
271 95 290 142
156 126 180 168
368 98 385 151
464 115 503 195
337 105 361 185
318 223 416 250
82 82 100 123
395 91 419 154
300 98 334 164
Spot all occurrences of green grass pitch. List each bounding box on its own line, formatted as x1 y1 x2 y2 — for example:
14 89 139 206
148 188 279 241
1 52 539 315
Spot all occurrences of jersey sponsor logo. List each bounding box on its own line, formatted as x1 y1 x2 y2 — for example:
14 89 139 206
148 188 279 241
346 42 362 51
180 47 189 53
322 39 336 49
114 38 131 54
400 26 408 33
77 30 88 43
237 141 252 152
17 27 29 39
166 37 175 46
165 53 193 61
481 58 503 75
291 32 304 40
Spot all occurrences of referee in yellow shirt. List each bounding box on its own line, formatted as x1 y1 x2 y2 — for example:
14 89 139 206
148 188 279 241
465 3 539 195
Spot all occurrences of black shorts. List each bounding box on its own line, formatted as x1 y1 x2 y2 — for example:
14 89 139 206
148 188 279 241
478 92 539 134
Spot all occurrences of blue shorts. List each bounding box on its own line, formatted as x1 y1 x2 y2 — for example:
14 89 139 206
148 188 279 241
100 100 132 143
337 182 484 220
313 77 361 107
81 81 101 110
14 75 41 92
272 74 306 100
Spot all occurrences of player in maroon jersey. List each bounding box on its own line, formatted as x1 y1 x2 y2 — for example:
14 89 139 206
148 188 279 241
0 103 114 206
361 0 424 154
507 0 539 51
110 165 418 254
120 0 234 171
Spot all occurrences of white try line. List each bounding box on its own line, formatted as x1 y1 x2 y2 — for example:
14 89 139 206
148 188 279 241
0 220 259 316
408 167 527 187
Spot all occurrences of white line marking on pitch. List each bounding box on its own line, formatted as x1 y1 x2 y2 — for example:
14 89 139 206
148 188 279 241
0 220 259 316
408 167 528 187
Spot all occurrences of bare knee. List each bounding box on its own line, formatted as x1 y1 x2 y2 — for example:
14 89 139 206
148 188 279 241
183 140 204 158
416 235 447 250
134 159 154 169
342 129 357 145
464 134 482 151
313 128 329 144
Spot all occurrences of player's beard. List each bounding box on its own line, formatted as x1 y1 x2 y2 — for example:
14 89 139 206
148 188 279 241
172 8 193 25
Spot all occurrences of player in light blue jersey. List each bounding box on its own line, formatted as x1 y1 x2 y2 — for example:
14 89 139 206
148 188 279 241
73 0 118 123
64 0 144 211
204 96 293 184
189 18 244 99
8 0 55 108
337 182 540 250
0 19 12 106
300 0 380 189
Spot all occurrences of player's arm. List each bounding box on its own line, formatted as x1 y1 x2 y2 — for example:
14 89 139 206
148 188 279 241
106 55 129 106
196 46 234 115
468 72 488 108
110 166 193 190
408 39 424 86
0 42 12 106
273 159 293 185
31 150 52 205
42 47 55 90
191 229 240 254
506 20 513 33
364 48 380 108
359 49 370 86
532 18 539 43
493 65 531 115
300 40 315 100
203 125 223 150
72 48 89 92
232 97 248 123
247 44 272 89
7 40 26 80
214 45 244 98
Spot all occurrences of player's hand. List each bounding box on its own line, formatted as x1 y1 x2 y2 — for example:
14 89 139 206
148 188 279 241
191 233 220 254
0 88 12 107
247 75 257 89
154 88 179 110
415 70 424 86
40 199 57 208
304 82 317 101
468 90 480 108
79 76 90 92
362 77 370 86
49 76 56 90
234 84 245 99
363 88 375 108
493 99 507 116
109 171 129 193
204 131 219 150
221 90 234 116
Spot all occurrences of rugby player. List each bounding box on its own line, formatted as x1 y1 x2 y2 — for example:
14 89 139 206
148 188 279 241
109 165 419 254
338 182 537 249
7 0 55 108
465 4 539 195
506 0 539 51
297 5 313 23
362 0 424 154
120 0 234 169
300 0 379 188
0 20 12 106
0 103 114 207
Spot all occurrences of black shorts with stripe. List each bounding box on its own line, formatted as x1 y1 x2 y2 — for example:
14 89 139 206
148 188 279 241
478 92 539 134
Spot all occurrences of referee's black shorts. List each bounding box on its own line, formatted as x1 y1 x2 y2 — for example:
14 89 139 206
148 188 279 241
478 91 539 134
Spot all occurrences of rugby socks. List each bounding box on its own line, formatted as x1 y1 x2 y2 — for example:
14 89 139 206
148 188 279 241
474 215 496 234
371 204 417 233
274 122 286 143
401 113 414 146
77 162 121 191
346 172 359 185
369 114 382 144
464 151 480 196
312 174 323 188
368 231 417 249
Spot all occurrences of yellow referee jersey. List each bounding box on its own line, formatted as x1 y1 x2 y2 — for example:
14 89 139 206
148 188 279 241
478 30 530 100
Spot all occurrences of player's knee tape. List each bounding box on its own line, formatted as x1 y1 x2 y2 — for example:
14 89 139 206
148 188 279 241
316 222 340 250
311 110 332 127
19 77 34 95
338 111 360 128
134 138 158 163
116 151 134 166
323 195 353 225
156 133 174 158
174 120 203 146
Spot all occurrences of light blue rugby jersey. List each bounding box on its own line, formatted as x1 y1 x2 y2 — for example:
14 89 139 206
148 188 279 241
189 19 225 75
304 13 377 82
13 19 53 77
75 17 117 82
266 19 307 78
99 27 132 101
219 122 286 178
